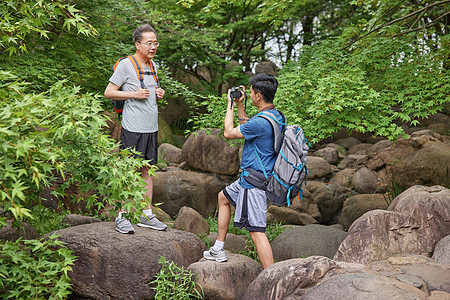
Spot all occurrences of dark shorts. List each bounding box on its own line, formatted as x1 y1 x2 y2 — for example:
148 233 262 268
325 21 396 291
120 127 158 164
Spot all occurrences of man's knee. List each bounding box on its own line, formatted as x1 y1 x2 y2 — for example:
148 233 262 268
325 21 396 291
218 191 229 206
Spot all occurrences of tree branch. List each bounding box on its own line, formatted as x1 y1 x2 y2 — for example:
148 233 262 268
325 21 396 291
342 0 450 50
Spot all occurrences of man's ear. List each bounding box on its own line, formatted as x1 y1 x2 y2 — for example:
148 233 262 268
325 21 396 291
256 92 263 102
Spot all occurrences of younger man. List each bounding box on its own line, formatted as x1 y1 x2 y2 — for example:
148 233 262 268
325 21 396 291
104 24 167 233
203 73 284 269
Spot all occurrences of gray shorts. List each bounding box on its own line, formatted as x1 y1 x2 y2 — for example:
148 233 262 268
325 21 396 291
223 179 267 232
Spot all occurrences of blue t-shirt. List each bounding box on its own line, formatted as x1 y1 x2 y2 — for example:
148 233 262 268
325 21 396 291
239 109 284 189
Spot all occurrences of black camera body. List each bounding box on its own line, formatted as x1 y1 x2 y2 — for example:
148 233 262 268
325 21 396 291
230 86 243 99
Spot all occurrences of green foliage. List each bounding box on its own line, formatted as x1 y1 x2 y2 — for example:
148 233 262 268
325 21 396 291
25 206 71 236
150 256 204 300
0 0 97 55
0 234 76 299
0 71 156 223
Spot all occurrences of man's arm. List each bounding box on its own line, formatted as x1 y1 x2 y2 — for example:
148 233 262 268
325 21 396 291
104 82 149 100
224 90 245 139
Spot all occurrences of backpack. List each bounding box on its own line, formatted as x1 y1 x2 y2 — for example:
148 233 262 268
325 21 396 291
242 110 309 206
111 55 159 118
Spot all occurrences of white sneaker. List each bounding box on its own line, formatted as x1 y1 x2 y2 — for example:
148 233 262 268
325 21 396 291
203 247 227 262
115 216 135 234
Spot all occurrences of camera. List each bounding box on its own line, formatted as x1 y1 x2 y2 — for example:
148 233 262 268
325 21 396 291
230 86 243 99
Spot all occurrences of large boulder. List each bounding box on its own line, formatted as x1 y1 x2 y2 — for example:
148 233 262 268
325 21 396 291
334 210 423 264
153 168 231 218
158 143 183 164
182 129 240 175
188 253 263 300
387 140 450 188
330 168 356 188
0 219 38 241
301 273 427 300
335 137 361 150
306 156 332 179
271 225 347 261
338 194 389 230
432 235 450 264
62 214 101 227
53 222 206 299
244 253 449 300
335 185 450 263
352 166 379 194
243 256 338 299
388 185 450 253
313 147 339 165
173 206 210 236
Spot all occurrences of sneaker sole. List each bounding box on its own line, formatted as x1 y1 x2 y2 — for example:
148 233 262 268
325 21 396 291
137 223 167 231
115 227 134 234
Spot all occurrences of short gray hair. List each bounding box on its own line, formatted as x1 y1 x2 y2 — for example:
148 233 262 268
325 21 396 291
133 24 156 43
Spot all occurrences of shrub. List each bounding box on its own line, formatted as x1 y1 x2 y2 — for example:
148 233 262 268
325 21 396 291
0 234 76 299
150 256 204 300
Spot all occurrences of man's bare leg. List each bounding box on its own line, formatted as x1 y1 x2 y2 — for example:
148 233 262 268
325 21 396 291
216 191 231 242
141 165 153 210
249 231 274 269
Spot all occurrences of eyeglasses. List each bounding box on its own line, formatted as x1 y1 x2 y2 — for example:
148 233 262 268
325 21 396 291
139 41 159 47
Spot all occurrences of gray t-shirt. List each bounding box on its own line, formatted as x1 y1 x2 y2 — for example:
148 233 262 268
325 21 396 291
109 58 158 133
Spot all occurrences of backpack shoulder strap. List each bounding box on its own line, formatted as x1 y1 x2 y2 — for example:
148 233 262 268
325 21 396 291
148 60 160 88
258 110 286 153
112 55 146 89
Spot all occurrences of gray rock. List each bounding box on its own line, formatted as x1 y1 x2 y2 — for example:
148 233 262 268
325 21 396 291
189 253 263 300
267 205 317 226
158 143 183 164
330 168 356 188
62 214 101 226
271 224 347 261
206 233 247 254
352 166 379 194
153 168 230 218
334 210 422 264
0 219 38 241
432 235 450 264
337 154 369 169
182 129 240 175
173 206 210 236
289 189 322 222
348 143 373 155
306 156 332 179
335 137 361 150
410 129 443 141
301 272 427 300
401 263 450 293
366 139 392 155
388 185 450 257
307 181 351 224
52 222 206 299
243 256 338 300
338 194 389 230
313 147 339 165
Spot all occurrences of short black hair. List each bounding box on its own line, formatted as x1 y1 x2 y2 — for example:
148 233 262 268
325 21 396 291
249 73 278 103
133 24 156 43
